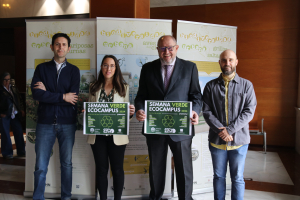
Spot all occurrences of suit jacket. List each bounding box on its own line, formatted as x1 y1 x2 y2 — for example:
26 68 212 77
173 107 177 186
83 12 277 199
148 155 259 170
87 84 130 146
135 57 202 142
0 85 24 120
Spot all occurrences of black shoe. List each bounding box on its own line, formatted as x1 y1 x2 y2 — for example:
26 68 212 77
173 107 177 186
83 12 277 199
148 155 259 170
3 155 13 159
17 153 26 157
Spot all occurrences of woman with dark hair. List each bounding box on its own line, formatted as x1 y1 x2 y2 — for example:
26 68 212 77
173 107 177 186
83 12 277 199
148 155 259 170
0 72 25 159
86 55 135 200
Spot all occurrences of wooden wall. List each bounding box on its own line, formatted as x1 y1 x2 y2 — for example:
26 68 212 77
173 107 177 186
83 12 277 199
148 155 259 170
90 0 150 18
14 27 26 93
151 0 300 147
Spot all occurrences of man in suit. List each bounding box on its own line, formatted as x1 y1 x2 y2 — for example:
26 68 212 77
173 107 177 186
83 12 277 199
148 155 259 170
135 35 202 200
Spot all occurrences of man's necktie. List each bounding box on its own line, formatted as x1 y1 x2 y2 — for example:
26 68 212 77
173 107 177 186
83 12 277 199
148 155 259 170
164 65 172 90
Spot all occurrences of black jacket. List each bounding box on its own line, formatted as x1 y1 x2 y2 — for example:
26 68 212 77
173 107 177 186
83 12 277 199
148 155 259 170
0 85 24 119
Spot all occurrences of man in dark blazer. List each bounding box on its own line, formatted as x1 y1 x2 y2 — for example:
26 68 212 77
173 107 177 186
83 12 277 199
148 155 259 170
135 35 202 200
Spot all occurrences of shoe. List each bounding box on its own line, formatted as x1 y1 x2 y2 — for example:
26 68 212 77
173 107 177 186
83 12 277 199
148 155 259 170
3 155 13 159
18 153 26 157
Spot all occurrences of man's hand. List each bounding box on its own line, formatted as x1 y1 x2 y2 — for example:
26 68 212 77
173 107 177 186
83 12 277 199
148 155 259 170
129 105 135 116
136 109 146 122
218 127 233 142
33 82 46 91
63 93 78 105
190 111 199 125
0 114 6 118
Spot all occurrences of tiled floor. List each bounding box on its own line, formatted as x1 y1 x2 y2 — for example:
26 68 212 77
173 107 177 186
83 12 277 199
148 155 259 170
244 151 293 185
0 145 300 199
1 190 300 200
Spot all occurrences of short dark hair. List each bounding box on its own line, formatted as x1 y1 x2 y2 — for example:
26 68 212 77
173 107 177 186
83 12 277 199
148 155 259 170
1 72 10 82
52 33 71 47
1 72 10 83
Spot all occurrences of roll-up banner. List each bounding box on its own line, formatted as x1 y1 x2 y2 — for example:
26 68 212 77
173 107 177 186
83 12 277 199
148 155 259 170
175 20 237 195
96 17 173 199
25 19 96 199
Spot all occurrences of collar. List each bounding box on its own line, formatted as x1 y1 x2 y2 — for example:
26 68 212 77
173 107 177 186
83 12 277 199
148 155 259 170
222 72 236 82
3 84 11 92
218 73 240 84
52 58 67 71
52 58 67 65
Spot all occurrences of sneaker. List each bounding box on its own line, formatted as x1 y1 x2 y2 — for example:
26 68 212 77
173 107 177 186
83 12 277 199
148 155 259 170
3 155 13 159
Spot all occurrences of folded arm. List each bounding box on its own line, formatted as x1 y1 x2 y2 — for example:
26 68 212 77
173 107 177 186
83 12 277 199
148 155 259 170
31 66 80 105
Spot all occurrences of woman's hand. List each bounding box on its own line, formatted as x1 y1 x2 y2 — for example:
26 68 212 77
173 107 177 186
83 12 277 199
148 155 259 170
129 105 135 116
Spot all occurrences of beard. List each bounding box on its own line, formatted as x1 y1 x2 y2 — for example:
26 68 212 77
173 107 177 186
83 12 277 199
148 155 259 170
221 65 236 75
160 57 174 65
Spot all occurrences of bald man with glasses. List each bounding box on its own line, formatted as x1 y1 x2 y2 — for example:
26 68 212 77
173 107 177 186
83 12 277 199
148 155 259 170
135 35 202 200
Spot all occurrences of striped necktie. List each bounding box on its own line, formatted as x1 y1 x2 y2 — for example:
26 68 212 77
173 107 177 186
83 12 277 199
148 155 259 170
164 65 172 90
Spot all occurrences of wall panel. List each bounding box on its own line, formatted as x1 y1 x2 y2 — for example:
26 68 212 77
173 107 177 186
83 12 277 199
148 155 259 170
238 59 298 89
14 27 26 93
238 29 299 59
205 0 299 31
255 88 297 117
90 0 135 18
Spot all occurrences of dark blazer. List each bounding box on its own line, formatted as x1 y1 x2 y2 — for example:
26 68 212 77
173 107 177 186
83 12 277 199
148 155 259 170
135 57 202 142
0 85 23 119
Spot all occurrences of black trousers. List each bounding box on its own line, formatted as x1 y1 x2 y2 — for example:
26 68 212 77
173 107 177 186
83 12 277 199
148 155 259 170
91 135 126 200
146 135 193 200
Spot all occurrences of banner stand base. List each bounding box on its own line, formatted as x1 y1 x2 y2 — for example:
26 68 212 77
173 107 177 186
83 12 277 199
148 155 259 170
24 192 173 200
107 193 172 199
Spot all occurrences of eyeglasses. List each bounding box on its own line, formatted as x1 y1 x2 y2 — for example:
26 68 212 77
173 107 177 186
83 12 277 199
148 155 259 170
102 64 115 69
157 45 177 52
3 79 10 82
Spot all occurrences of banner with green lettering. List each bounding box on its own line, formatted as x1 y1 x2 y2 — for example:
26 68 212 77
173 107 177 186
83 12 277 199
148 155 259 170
84 102 129 135
144 101 192 135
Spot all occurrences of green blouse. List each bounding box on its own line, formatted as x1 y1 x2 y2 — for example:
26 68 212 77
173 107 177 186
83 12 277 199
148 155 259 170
98 87 114 102
97 87 114 137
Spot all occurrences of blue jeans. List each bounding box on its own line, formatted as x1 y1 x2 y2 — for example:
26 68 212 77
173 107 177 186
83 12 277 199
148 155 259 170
33 123 76 200
0 115 25 156
209 143 249 200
